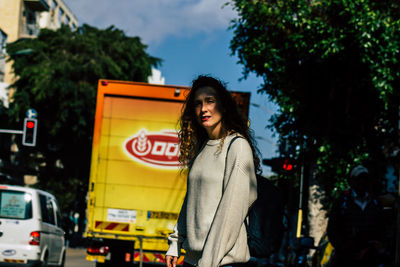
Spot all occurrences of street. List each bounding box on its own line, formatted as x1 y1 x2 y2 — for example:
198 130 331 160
65 248 95 267
65 248 163 267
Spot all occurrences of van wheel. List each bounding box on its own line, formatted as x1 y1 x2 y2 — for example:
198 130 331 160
58 251 66 267
41 254 49 267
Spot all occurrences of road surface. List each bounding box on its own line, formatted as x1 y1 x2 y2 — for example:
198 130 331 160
65 248 163 266
65 248 95 267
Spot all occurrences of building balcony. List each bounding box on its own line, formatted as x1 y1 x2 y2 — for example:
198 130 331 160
24 0 50 12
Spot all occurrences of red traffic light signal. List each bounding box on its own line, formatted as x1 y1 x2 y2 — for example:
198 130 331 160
263 157 295 174
26 121 35 129
22 118 37 146
282 159 294 171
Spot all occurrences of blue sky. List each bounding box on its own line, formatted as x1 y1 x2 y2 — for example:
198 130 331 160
64 0 279 174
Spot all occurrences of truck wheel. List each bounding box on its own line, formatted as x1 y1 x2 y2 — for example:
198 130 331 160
95 262 110 267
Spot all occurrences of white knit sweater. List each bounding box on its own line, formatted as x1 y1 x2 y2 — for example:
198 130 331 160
166 134 257 267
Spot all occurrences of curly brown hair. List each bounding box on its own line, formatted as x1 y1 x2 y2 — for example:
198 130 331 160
178 75 261 174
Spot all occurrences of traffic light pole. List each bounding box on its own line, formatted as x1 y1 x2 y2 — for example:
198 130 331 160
296 137 306 239
395 166 400 266
0 117 37 146
0 129 23 134
396 110 400 266
296 161 304 238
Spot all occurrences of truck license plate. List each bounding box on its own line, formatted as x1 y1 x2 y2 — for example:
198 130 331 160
147 211 178 220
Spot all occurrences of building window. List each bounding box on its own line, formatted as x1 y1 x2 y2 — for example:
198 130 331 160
23 8 38 36
58 7 64 25
52 0 57 9
26 9 36 25
65 15 70 25
0 30 6 55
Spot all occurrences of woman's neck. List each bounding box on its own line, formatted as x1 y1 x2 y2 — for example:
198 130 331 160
207 127 230 140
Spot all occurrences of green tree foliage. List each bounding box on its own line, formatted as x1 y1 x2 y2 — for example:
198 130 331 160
230 0 400 196
6 24 161 211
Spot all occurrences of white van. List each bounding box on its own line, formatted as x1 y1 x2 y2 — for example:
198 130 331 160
0 184 66 266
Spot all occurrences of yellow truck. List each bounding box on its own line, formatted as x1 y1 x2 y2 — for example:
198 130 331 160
84 79 250 266
85 80 189 266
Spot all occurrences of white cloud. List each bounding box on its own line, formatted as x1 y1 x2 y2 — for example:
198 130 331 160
64 0 236 45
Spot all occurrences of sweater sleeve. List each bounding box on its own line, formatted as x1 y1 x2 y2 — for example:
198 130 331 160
197 138 257 267
166 193 187 257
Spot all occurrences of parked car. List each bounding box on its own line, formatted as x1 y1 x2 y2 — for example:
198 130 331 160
0 184 66 266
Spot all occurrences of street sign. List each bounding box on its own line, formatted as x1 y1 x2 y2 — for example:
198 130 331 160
26 109 37 119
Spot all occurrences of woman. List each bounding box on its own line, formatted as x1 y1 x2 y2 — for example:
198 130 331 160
166 75 260 267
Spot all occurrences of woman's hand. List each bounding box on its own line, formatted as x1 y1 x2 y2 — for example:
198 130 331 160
166 255 178 267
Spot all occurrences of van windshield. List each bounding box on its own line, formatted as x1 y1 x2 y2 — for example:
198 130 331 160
0 190 33 220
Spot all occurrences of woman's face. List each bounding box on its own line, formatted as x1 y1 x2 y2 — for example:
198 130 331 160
193 86 223 139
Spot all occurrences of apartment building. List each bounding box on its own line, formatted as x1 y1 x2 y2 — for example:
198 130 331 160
39 0 78 31
0 0 78 86
0 29 7 106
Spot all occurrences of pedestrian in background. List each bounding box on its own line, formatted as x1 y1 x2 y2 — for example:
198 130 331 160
165 75 259 267
327 165 386 267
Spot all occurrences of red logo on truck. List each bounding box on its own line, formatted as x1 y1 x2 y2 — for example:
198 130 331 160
124 129 180 168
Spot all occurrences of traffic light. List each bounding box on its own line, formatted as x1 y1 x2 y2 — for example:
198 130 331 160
282 158 294 171
263 157 295 174
22 118 37 146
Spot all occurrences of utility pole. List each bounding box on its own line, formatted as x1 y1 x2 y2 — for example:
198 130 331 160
296 136 305 239
395 107 400 266
396 182 400 266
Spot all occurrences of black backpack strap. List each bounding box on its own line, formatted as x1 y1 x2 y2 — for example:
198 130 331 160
223 135 251 227
222 135 243 189
226 135 242 157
